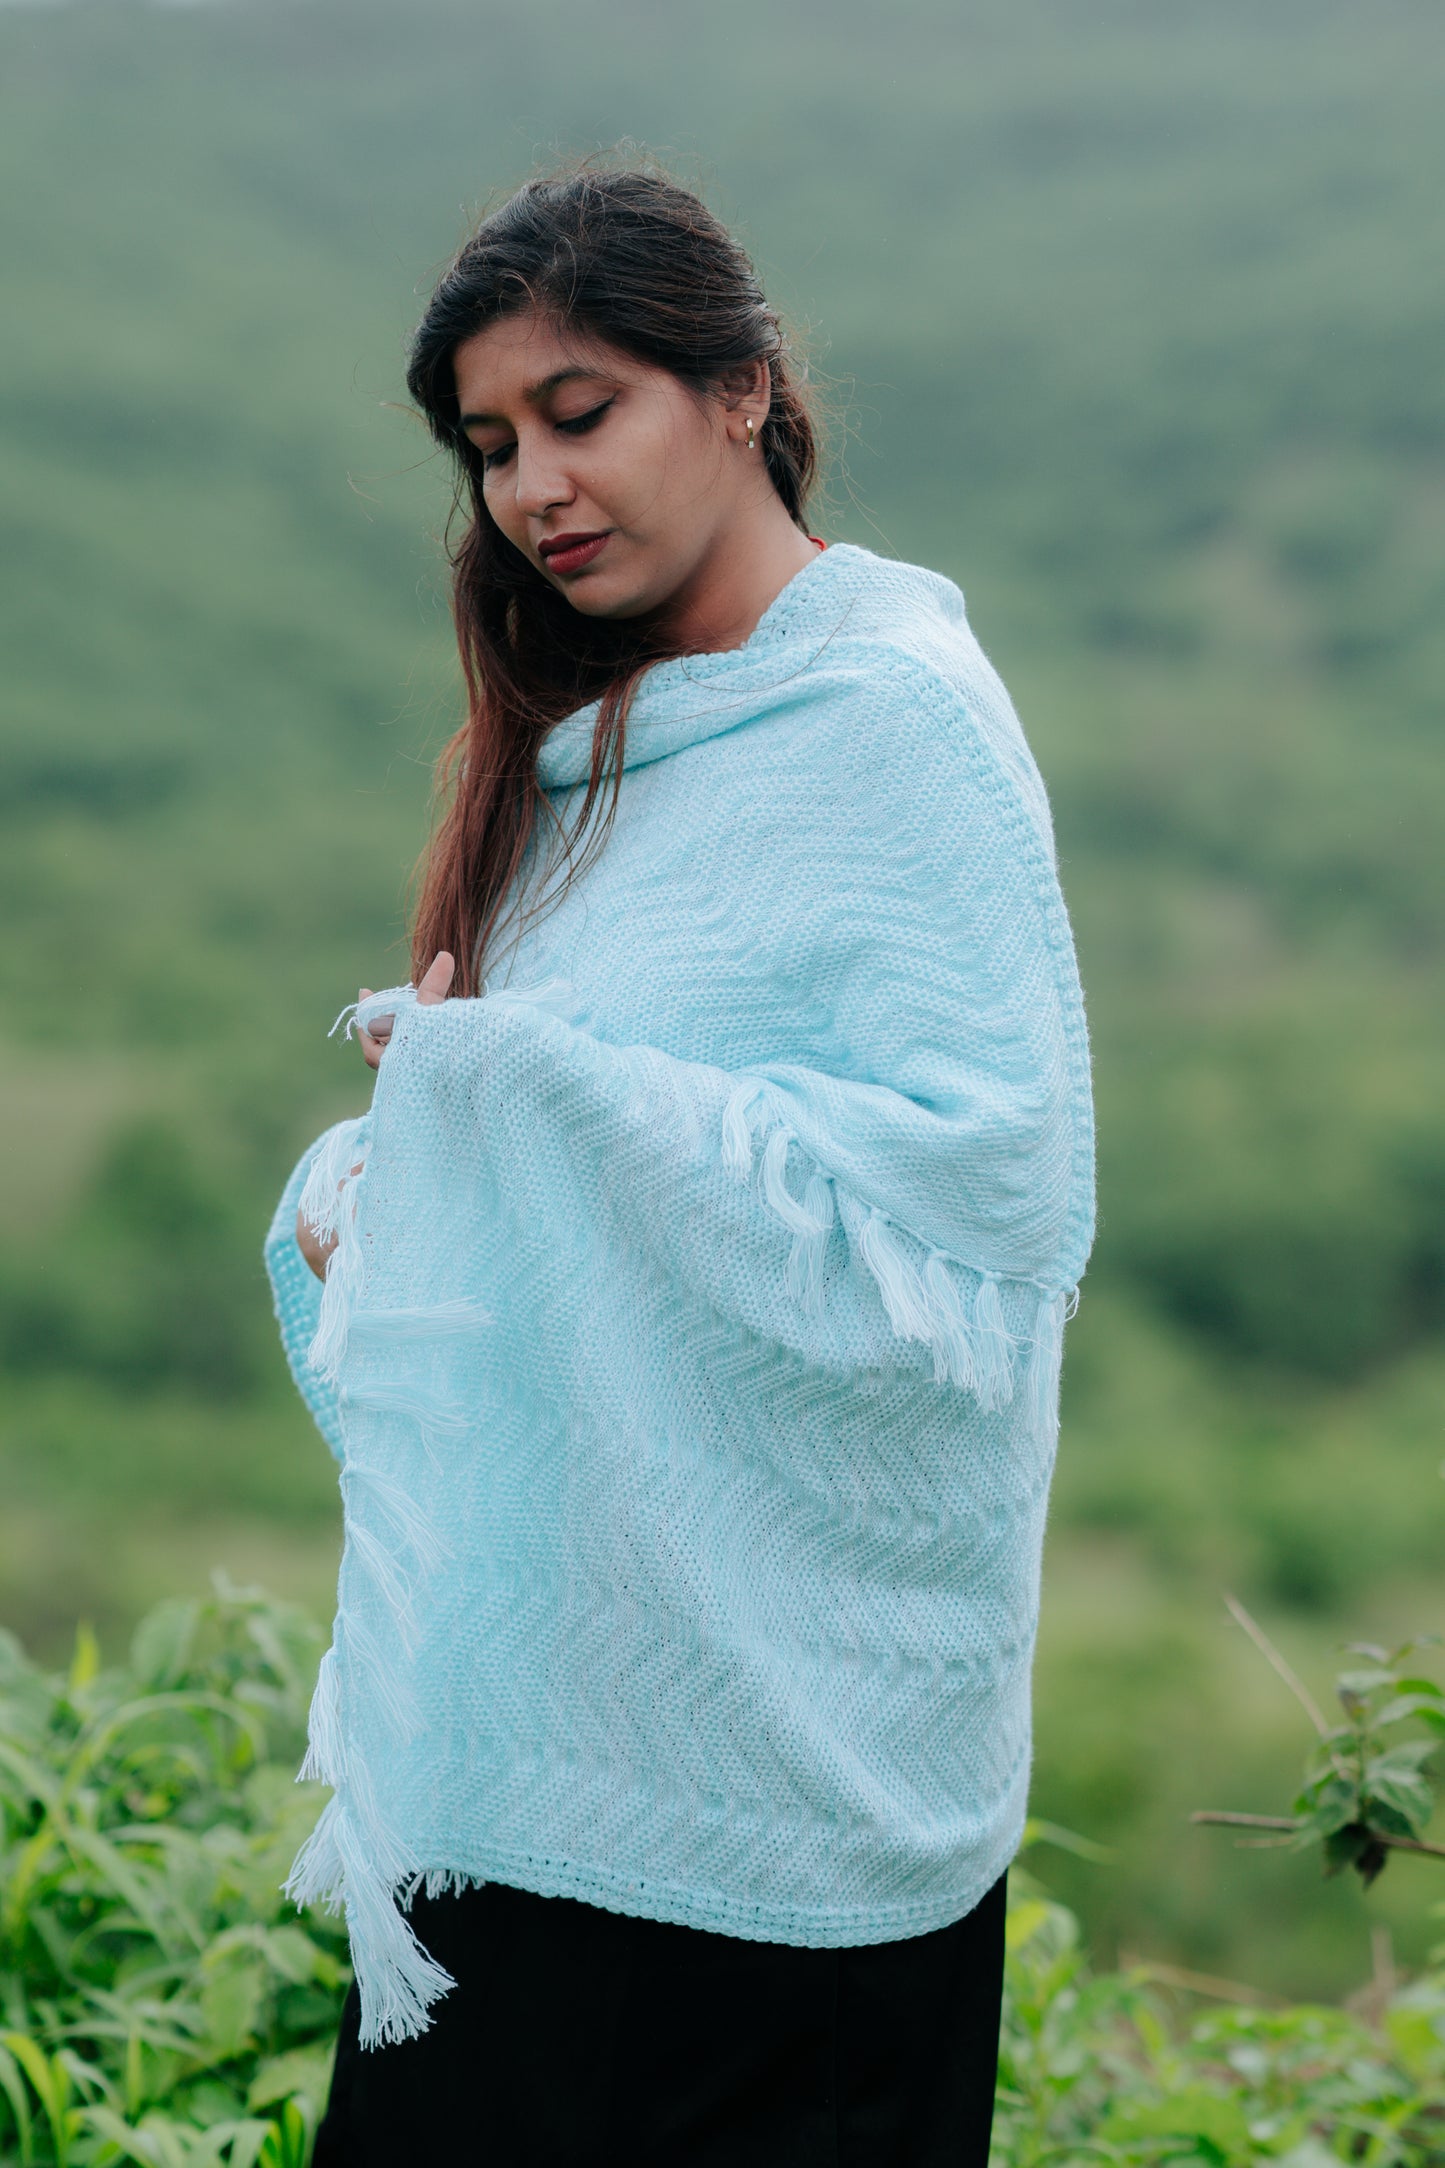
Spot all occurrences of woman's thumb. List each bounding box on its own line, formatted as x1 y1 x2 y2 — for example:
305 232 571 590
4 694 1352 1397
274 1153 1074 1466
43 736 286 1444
418 951 455 1006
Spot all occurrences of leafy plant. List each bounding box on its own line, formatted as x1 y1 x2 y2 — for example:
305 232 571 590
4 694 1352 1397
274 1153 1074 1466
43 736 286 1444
1192 1598 1445 1887
994 1860 1445 2165
0 1580 345 2166
4 1589 1444 2163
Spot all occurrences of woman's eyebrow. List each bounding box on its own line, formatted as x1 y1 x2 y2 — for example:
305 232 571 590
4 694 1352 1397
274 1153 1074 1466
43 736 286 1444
458 366 608 428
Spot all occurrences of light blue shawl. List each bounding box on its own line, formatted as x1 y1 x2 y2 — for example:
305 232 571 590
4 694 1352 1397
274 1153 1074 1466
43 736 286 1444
266 543 1094 2044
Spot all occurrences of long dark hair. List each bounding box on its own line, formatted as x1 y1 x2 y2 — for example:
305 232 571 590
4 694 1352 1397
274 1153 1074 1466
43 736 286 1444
405 162 819 991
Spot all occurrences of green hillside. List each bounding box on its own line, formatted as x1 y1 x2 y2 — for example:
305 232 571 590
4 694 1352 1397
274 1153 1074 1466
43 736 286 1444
1 0 1442 1997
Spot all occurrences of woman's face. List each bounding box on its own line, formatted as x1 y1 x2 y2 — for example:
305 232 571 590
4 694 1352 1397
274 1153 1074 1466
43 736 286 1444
452 309 752 624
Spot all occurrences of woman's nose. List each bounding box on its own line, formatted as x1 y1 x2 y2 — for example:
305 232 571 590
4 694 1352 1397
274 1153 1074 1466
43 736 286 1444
513 432 573 517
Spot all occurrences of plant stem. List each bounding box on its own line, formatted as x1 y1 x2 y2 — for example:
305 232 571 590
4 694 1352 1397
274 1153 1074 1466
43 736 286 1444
1191 1811 1298 1830
1223 1593 1331 1737
1190 1809 1445 1861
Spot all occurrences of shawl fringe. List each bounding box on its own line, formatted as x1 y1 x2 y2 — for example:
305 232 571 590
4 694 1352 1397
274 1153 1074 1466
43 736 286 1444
721 1079 1071 1431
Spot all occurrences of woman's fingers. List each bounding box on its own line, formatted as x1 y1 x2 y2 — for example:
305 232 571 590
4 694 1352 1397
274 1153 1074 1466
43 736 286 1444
355 956 452 1069
418 950 456 1005
296 1207 338 1280
356 987 389 1071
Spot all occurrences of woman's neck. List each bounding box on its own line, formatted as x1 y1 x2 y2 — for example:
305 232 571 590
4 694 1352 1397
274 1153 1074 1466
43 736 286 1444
651 493 822 656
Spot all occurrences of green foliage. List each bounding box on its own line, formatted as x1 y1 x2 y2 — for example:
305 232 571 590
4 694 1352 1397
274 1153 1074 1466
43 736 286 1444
1189 1620 1445 1893
1296 1645 1445 1887
995 1872 1445 2165
0 1585 345 2165
3 1594 1444 2164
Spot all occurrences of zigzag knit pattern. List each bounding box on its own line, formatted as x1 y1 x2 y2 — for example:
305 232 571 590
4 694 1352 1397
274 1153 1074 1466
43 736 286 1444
265 544 1095 2045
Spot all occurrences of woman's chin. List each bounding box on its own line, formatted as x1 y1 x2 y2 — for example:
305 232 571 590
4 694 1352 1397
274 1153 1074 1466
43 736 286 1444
555 571 661 622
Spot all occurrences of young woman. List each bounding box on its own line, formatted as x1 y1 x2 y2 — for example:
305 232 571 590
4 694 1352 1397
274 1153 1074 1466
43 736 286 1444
267 166 1094 2167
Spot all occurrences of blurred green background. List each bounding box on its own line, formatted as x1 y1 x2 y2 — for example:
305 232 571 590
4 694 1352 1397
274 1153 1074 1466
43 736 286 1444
2 0 1441 2002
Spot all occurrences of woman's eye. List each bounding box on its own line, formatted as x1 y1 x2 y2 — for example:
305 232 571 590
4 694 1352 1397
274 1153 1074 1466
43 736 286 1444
556 399 614 436
476 400 612 475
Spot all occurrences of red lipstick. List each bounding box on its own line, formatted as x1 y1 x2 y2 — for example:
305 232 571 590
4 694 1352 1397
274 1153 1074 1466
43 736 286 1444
539 531 611 576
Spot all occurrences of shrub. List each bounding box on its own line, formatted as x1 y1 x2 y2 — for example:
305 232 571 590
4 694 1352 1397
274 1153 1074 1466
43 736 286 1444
996 1861 1445 2164
0 1581 346 2165
2 1589 1443 2164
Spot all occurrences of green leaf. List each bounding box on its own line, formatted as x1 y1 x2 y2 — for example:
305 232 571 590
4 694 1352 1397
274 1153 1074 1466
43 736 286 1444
1295 1772 1358 1835
1336 1668 1398 1698
1018 1815 1118 1863
258 1928 324 1988
246 2045 333 2116
130 1603 202 1693
1004 1898 1053 1954
1369 1737 1439 1773
1322 1824 1377 1878
1383 2002 1445 2084
197 1950 267 2065
0 2038 35 2167
1364 1772 1433 1837
1102 2084 1253 2155
80 2105 193 2168
0 2033 63 2125
213 2118 279 2168
0 2034 74 2167
1372 1694 1445 1730
257 2100 312 2168
68 1621 102 1696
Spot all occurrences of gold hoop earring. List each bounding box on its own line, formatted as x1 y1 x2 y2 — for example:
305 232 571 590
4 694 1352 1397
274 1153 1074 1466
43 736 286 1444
745 417 757 451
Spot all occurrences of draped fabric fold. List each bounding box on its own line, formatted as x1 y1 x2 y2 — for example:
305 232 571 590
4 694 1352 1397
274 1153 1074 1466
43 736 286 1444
266 543 1094 2044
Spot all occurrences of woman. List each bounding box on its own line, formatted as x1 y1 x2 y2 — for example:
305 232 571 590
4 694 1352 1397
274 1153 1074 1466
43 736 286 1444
267 165 1094 2166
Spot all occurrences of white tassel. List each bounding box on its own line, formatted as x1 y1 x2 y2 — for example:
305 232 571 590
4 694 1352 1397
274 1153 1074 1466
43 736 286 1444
298 1117 369 1246
422 1867 480 1902
297 1646 344 1787
721 1080 765 1181
348 1526 421 1655
787 1172 836 1311
759 1129 817 1236
344 1466 451 1576
971 1274 1017 1411
345 1858 457 2046
342 1613 418 1743
922 1253 979 1392
348 1300 493 1342
284 1795 346 1911
858 1211 936 1344
354 984 416 1038
304 1118 373 1385
1024 1288 1068 1446
340 1378 474 1450
291 1801 457 2045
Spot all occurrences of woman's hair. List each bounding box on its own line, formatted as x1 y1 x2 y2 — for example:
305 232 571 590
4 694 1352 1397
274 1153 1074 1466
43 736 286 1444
404 163 819 991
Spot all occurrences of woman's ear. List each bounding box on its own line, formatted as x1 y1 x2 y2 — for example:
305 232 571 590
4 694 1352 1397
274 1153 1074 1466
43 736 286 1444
718 357 772 426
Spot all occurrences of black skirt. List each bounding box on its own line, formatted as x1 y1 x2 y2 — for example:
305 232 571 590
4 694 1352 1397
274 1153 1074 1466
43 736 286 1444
314 1872 1007 2167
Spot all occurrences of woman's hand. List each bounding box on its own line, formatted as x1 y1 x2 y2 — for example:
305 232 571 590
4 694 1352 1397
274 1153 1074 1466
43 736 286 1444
357 950 455 1071
295 951 456 1279
297 1198 350 1282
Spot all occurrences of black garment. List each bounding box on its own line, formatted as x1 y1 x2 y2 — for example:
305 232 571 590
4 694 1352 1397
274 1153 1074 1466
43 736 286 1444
314 1873 1007 2167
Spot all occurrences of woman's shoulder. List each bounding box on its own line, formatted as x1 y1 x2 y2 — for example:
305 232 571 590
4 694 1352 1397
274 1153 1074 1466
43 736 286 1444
788 545 1058 857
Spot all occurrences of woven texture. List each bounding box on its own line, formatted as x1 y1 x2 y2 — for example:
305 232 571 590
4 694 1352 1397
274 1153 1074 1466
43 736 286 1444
265 543 1094 2044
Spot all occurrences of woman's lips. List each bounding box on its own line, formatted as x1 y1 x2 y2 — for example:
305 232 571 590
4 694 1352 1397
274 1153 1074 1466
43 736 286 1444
540 532 611 576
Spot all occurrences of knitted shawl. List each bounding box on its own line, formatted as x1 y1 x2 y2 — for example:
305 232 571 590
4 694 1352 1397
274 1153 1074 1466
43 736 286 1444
265 542 1094 2045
